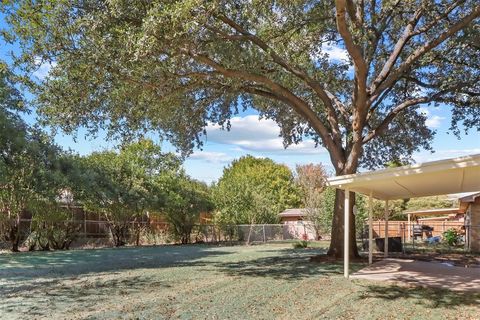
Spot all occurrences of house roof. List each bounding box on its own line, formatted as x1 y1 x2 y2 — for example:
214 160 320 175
327 154 480 200
417 215 457 221
404 208 461 216
278 208 308 217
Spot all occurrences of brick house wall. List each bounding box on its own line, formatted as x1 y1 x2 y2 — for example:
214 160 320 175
469 197 480 253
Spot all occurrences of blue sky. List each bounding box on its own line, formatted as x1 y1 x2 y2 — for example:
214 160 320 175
1 16 479 184
48 104 479 184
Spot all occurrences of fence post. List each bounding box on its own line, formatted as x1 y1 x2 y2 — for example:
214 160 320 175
84 211 87 238
263 224 266 243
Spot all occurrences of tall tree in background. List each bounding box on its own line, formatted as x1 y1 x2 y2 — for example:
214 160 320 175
2 0 479 257
295 164 335 239
1 63 67 251
162 175 213 244
0 115 66 251
78 139 180 246
213 156 301 228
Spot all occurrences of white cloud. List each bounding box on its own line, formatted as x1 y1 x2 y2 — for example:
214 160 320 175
418 107 445 128
203 115 326 155
188 151 233 164
33 57 57 80
414 149 480 163
323 43 349 62
425 115 445 128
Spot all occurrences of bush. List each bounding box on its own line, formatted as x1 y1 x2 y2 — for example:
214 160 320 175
292 240 308 249
28 200 80 250
443 228 460 246
139 229 171 245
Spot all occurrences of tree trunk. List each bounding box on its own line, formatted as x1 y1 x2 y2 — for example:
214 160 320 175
9 219 20 252
327 189 360 258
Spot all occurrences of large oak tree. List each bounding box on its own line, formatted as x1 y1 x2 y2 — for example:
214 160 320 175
2 0 479 257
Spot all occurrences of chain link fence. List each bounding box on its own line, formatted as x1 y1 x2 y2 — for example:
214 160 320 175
193 223 321 244
1 216 323 248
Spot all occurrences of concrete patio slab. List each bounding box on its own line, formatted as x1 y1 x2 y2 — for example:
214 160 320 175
351 259 480 292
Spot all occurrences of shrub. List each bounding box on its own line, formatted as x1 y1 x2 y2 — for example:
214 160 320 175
293 240 308 249
443 228 460 246
29 201 80 250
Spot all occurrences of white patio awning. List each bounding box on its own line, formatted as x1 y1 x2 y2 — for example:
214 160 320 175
327 154 480 200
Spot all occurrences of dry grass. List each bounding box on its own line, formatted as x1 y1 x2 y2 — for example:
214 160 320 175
0 242 479 319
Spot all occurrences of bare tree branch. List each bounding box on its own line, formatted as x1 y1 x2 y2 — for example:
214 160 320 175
411 0 466 36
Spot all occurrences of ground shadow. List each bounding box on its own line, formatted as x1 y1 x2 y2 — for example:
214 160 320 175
0 274 173 318
357 283 480 308
0 244 232 296
213 248 366 280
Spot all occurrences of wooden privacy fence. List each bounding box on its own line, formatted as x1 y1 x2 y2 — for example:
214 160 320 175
368 220 465 241
14 215 313 243
15 206 169 238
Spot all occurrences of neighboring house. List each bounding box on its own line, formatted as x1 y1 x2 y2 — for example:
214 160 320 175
278 208 316 240
278 208 308 223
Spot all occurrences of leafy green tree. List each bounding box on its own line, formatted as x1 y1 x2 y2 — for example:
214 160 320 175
0 67 79 251
162 175 213 244
0 121 66 251
27 199 79 251
3 0 479 257
0 61 24 112
78 139 180 246
213 156 301 229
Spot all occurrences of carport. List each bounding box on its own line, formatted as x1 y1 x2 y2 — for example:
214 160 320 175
326 154 480 279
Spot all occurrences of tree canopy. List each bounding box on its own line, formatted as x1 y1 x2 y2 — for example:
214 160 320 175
163 175 213 244
77 139 181 246
213 155 301 225
2 0 478 170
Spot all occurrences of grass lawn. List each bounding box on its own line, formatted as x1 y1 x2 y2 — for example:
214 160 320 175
1 242 479 320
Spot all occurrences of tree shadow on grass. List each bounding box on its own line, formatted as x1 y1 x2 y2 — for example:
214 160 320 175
0 274 173 318
1 273 171 297
214 248 366 280
0 245 231 292
356 283 480 309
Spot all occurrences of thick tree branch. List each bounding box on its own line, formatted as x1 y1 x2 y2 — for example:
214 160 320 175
346 0 362 28
335 0 368 123
369 7 424 96
186 50 347 166
336 0 370 172
362 97 431 144
213 14 345 145
371 5 480 100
